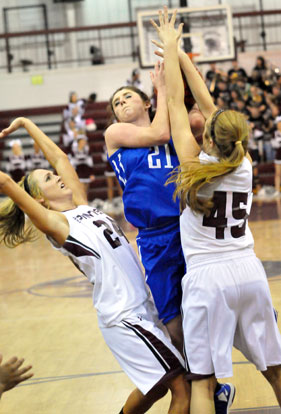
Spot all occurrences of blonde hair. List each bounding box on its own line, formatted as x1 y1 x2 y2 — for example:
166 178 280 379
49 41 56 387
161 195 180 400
169 110 249 215
0 173 44 248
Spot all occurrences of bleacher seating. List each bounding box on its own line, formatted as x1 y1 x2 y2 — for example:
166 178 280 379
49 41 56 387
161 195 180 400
257 162 275 186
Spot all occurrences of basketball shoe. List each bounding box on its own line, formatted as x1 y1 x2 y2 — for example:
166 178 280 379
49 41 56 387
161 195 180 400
215 382 236 414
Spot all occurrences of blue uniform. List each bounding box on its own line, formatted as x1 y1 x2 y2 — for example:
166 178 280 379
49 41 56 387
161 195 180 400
109 140 185 324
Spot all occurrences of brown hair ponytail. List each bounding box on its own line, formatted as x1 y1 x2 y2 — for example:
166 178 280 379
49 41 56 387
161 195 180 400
168 110 249 216
0 175 38 247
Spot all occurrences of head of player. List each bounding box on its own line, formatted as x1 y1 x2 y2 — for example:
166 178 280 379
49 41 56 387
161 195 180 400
110 86 152 123
0 169 75 248
173 109 249 215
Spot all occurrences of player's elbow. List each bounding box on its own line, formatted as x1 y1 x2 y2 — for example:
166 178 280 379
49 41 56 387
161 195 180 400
0 173 12 192
158 130 171 144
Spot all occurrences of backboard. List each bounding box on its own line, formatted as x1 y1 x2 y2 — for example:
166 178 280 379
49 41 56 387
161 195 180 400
137 5 235 68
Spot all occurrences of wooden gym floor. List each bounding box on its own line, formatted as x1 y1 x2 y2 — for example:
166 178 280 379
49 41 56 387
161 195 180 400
0 199 281 413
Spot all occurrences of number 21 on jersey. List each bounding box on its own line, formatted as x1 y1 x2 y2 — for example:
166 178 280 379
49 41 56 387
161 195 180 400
148 144 173 169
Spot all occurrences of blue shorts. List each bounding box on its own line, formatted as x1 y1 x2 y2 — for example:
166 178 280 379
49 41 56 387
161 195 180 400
137 220 185 325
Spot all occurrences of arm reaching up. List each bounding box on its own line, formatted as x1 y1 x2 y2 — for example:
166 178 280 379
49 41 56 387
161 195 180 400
0 118 86 205
152 31 216 120
151 8 200 163
178 50 216 119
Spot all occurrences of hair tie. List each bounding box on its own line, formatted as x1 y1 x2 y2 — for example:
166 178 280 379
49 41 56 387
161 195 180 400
23 174 31 195
235 140 242 145
210 109 225 140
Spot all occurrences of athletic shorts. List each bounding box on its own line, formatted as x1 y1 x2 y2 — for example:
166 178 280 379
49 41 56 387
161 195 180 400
182 249 281 378
136 220 185 324
100 300 185 395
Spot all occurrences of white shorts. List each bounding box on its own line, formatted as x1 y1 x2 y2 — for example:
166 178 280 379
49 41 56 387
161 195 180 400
182 249 281 378
100 301 185 395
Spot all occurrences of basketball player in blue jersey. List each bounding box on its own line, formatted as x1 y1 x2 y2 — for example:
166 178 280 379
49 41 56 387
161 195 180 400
105 61 205 354
106 51 235 414
0 117 190 414
152 7 281 413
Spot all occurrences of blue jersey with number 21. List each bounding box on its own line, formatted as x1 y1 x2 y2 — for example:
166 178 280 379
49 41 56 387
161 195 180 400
108 139 180 229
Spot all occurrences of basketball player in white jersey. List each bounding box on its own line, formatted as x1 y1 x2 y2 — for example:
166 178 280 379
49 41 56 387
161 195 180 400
0 117 190 414
152 7 281 414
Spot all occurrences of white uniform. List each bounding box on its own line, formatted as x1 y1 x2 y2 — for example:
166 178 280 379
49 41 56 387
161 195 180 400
181 152 281 378
49 205 185 394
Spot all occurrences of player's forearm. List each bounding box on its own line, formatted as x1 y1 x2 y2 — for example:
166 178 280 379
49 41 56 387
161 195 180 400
179 51 216 118
165 40 185 108
21 118 67 169
151 85 170 141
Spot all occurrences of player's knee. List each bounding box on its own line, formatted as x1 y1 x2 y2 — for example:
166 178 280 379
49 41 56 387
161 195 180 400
167 373 191 397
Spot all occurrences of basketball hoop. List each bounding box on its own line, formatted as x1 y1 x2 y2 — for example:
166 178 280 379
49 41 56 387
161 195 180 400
187 52 200 62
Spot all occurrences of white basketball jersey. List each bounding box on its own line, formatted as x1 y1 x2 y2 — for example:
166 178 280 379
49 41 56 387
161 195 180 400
180 152 254 263
49 205 150 327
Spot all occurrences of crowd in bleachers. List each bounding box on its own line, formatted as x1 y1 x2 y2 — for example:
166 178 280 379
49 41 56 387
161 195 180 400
59 90 123 213
1 58 281 204
205 55 281 198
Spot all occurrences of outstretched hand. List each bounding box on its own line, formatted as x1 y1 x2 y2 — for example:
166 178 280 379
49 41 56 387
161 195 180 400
149 60 165 90
150 7 183 54
0 117 24 139
0 354 33 396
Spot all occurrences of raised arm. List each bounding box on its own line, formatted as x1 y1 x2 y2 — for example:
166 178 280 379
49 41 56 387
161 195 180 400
152 25 216 119
178 50 217 119
0 118 87 205
151 8 200 164
105 61 170 156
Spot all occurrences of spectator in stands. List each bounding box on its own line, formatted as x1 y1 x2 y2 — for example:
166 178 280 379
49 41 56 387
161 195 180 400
250 55 268 90
87 92 97 103
27 141 49 172
236 98 249 116
228 59 248 83
63 92 86 130
205 62 228 92
261 118 275 162
213 79 231 106
247 106 264 134
7 139 26 182
247 85 267 113
70 135 95 196
235 76 251 101
126 68 144 91
272 116 281 197
229 88 243 111
62 118 85 151
266 84 281 114
67 91 85 121
216 96 229 110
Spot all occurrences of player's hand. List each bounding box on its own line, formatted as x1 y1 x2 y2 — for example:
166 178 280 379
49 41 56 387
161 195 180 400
150 7 183 47
0 354 33 393
150 60 165 90
0 118 25 139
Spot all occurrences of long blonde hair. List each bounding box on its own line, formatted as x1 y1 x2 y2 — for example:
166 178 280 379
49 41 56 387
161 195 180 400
0 173 44 247
169 110 249 215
